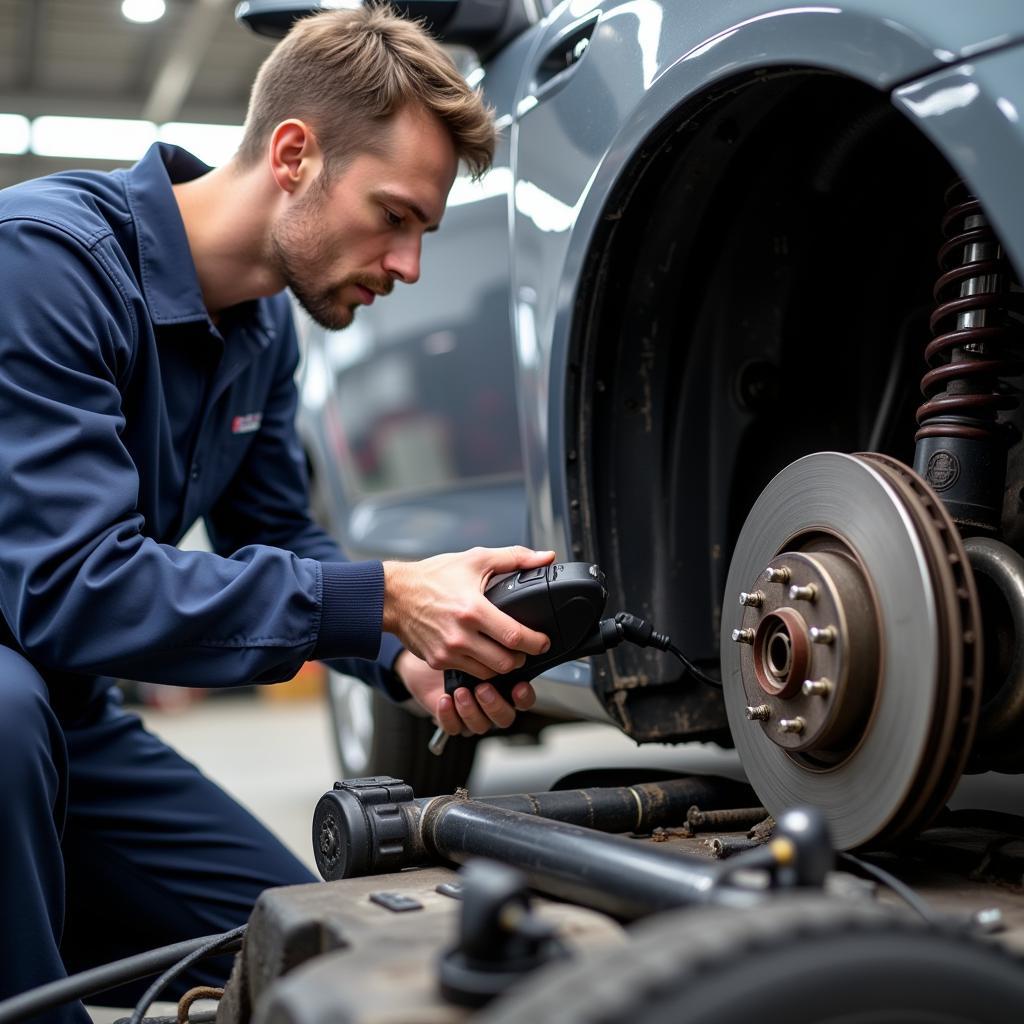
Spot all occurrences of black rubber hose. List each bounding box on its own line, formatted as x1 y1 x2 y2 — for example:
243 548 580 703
0 930 245 1024
129 925 246 1024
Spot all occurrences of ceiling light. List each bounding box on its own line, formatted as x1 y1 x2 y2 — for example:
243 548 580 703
121 0 167 24
159 123 245 167
0 114 31 155
32 117 157 161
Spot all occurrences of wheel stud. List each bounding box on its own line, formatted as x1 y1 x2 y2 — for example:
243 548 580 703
810 626 836 645
745 704 771 721
765 567 791 584
732 628 755 644
802 678 833 697
778 717 806 735
788 584 817 602
739 591 765 608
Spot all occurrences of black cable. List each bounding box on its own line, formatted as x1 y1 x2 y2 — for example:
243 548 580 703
0 930 245 1024
129 924 246 1024
610 612 722 690
838 852 939 925
666 642 722 689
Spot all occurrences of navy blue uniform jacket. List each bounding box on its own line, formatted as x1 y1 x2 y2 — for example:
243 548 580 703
0 143 406 717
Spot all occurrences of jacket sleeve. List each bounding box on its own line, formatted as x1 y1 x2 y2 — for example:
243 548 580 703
0 219 383 687
204 296 410 701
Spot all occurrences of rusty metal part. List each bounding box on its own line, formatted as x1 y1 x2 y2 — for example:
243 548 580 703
915 183 1024 443
706 836 762 859
176 986 222 1024
721 451 982 849
685 806 768 834
965 536 1024 771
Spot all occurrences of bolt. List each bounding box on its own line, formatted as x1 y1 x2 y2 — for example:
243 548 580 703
745 704 771 721
765 566 791 584
739 590 765 608
778 717 806 735
686 806 770 833
732 628 755 644
810 626 836 645
802 678 833 697
707 836 762 858
788 584 817 602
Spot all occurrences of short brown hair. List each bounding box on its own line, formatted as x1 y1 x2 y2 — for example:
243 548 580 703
237 5 495 179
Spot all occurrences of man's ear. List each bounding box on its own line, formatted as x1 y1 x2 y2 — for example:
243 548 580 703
268 120 323 195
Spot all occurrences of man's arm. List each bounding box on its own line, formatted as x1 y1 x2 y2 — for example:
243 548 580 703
0 222 384 686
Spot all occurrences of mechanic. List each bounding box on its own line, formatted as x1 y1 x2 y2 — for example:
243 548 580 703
0 8 552 1022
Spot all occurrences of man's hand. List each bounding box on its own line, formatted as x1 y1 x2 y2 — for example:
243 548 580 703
382 545 555 679
395 649 536 736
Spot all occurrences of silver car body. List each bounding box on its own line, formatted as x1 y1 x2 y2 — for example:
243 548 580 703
298 0 1024 724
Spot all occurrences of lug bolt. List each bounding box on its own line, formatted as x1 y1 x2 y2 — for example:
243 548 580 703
802 678 833 697
745 704 771 721
739 590 765 608
809 626 836 645
778 717 806 735
765 567 791 584
788 584 817 602
732 628 755 644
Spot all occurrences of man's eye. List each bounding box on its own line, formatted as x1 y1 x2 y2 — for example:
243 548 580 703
383 208 403 227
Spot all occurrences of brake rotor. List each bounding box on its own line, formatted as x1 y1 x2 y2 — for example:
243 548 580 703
721 452 983 849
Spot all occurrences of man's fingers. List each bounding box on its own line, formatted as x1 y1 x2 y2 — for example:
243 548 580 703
511 681 536 711
453 686 494 735
435 694 462 736
473 684 516 729
479 545 556 577
477 601 551 657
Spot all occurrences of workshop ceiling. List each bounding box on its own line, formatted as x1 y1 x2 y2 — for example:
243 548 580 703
0 0 276 187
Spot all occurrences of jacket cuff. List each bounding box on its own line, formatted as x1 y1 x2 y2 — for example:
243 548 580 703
312 560 385 661
376 632 411 702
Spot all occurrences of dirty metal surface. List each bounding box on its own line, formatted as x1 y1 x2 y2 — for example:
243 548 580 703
219 867 625 1024
629 825 1024 954
220 827 1024 1024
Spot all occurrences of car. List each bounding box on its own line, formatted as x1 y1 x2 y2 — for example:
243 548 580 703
239 0 1024 847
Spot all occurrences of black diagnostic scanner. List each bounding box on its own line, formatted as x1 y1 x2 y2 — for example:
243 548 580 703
443 561 609 702
428 562 612 755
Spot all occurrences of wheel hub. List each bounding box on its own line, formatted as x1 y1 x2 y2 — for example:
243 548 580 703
722 452 982 849
736 548 880 756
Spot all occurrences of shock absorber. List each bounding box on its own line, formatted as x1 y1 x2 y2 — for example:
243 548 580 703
913 182 1024 532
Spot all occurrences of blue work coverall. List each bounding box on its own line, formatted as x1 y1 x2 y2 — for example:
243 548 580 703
0 144 409 1021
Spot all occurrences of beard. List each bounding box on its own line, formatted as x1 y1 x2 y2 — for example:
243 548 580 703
270 185 392 331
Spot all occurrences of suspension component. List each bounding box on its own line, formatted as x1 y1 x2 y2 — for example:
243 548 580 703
913 182 1024 531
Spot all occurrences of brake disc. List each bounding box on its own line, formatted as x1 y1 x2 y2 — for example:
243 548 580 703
721 452 982 849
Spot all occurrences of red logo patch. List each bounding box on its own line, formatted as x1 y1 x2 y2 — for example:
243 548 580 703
231 412 263 434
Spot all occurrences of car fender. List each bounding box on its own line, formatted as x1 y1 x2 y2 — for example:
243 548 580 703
511 0 1024 555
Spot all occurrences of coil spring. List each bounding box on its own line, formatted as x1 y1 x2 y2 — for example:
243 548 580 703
915 182 1024 442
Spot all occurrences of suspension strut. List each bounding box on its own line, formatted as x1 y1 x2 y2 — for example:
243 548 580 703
913 182 1024 532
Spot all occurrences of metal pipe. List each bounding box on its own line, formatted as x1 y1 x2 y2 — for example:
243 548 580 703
313 775 755 881
481 776 756 834
421 798 751 919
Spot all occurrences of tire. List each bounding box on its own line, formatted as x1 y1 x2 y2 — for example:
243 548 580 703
478 895 1024 1024
326 668 478 796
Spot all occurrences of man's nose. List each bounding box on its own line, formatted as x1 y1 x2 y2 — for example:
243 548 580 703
382 237 422 286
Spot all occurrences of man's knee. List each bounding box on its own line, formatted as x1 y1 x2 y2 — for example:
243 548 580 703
0 646 59 779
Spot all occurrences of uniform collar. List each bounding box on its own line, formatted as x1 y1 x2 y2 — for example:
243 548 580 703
124 142 216 327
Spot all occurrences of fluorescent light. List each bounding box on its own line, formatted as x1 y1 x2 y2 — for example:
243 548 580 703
32 116 157 160
159 122 245 167
0 114 31 155
122 0 166 24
